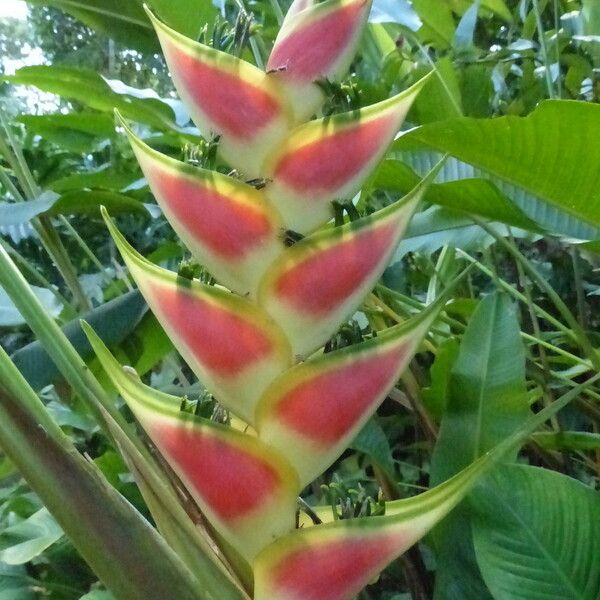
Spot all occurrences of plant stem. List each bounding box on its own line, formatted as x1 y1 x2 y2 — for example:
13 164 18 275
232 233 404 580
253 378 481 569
532 0 556 99
474 219 600 371
0 114 90 310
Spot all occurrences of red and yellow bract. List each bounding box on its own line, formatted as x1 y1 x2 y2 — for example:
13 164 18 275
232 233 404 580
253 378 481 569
84 4 488 598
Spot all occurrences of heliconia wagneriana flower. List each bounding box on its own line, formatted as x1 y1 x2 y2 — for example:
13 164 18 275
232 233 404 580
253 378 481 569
83 3 497 598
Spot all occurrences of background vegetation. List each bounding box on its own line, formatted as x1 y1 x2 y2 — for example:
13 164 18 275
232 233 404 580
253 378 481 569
0 0 599 598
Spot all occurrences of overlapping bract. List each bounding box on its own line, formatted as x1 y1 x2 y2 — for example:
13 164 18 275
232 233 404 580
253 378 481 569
85 4 468 598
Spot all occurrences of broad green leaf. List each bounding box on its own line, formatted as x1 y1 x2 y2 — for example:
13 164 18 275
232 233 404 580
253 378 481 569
412 0 455 48
18 113 115 153
3 66 178 131
430 293 530 600
421 337 459 422
532 431 600 451
24 0 218 52
396 101 600 234
10 290 147 389
394 149 600 240
374 159 538 230
49 167 139 193
25 0 158 53
431 292 529 482
410 58 463 123
472 464 600 600
0 508 63 565
0 285 62 327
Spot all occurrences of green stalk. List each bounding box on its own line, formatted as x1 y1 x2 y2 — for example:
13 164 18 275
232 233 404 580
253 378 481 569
532 0 556 99
0 120 90 310
0 348 207 600
455 248 578 343
474 218 600 372
0 244 249 594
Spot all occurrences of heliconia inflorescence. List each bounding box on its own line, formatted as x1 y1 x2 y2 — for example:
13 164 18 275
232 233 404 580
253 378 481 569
84 3 491 598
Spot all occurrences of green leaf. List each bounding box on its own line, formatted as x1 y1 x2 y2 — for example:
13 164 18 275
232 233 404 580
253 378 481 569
25 0 158 53
25 0 218 52
0 193 149 227
396 101 600 234
350 417 395 475
471 464 600 600
49 167 139 193
430 293 530 600
18 113 115 153
0 508 63 565
431 293 529 480
374 159 538 230
0 285 62 327
391 149 600 240
421 337 459 422
412 0 456 48
410 58 463 123
448 0 512 22
4 66 177 130
10 290 147 390
453 0 480 49
392 206 526 261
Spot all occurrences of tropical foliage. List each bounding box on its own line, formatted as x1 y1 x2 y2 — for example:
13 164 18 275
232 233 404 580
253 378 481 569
0 0 599 599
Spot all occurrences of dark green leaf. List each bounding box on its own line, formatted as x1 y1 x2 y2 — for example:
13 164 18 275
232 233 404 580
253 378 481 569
18 113 115 153
430 293 530 600
4 66 177 130
10 290 147 390
472 464 600 600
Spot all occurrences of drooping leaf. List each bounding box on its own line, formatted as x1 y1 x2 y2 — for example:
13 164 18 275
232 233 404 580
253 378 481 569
386 149 600 240
263 76 430 233
18 112 115 153
3 66 178 131
10 290 147 390
24 0 159 53
374 158 538 230
471 464 600 600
